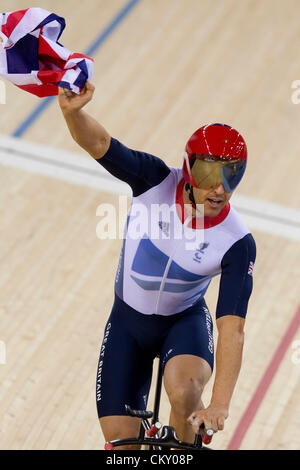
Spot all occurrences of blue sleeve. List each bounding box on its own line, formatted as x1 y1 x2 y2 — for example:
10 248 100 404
96 138 171 197
216 233 256 319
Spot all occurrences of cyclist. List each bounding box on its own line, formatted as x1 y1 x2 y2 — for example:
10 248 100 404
58 82 256 449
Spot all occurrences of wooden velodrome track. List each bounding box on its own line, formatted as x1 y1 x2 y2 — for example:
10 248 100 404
0 0 299 450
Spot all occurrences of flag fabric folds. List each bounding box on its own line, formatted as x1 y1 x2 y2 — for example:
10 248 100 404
0 8 94 97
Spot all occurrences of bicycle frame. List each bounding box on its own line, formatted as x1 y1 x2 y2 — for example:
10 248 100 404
104 357 213 451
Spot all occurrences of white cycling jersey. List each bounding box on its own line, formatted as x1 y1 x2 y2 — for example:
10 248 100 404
115 167 250 315
97 138 256 318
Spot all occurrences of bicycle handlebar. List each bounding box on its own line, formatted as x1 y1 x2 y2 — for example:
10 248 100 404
105 424 212 451
104 405 214 450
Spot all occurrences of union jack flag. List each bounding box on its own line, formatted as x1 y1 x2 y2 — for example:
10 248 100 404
248 261 254 276
0 8 94 97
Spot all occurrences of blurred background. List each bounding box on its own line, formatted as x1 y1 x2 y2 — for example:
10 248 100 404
0 0 299 450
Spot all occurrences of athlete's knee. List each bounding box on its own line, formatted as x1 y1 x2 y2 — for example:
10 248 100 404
100 416 142 450
167 378 205 417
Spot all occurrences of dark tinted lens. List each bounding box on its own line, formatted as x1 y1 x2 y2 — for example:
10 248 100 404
221 160 246 191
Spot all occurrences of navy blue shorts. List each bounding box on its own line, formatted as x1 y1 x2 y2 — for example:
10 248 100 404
96 294 214 418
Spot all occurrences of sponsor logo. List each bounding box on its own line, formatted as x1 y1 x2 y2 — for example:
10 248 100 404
193 242 209 264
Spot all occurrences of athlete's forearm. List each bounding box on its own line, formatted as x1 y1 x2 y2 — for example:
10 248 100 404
58 82 110 159
210 316 244 410
62 108 110 159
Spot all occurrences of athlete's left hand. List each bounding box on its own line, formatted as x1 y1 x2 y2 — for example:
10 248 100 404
187 405 229 434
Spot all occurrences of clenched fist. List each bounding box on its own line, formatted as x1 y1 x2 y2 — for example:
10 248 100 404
58 81 95 114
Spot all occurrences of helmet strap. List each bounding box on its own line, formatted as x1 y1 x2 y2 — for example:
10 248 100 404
185 182 196 209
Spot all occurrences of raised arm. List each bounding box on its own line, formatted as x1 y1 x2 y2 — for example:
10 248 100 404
58 82 171 197
58 82 111 159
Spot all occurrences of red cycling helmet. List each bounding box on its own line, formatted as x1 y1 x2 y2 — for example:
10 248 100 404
182 123 247 193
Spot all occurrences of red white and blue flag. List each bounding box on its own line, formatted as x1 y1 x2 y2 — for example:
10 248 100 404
0 8 94 97
248 261 254 276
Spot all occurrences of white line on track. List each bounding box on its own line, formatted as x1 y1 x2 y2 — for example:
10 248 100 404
0 134 299 242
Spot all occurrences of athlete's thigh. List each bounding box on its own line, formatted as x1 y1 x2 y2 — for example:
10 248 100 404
160 305 214 387
96 311 154 420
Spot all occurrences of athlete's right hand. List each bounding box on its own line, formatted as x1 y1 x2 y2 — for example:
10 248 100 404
58 81 95 114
